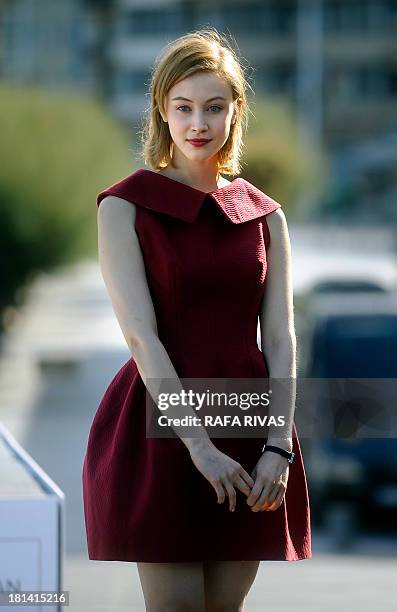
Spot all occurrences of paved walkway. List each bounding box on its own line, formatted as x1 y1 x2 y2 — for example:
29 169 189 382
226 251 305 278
63 549 396 612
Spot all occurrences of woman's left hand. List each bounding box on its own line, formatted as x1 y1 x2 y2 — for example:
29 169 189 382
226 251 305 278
246 451 290 512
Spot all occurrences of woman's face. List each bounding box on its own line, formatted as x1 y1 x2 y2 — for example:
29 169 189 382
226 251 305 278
162 71 236 166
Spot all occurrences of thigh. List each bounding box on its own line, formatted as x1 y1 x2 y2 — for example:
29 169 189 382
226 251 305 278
137 561 206 612
203 560 260 612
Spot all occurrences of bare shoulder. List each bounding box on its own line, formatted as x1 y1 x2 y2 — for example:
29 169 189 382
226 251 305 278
266 206 287 228
265 207 289 244
97 195 137 225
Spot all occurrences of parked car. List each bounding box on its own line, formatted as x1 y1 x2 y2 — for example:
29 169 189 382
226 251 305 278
307 278 388 296
301 289 397 547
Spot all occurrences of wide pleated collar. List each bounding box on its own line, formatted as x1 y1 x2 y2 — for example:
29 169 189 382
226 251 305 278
96 168 281 224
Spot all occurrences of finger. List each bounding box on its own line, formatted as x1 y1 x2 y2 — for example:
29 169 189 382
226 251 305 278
264 483 280 507
240 468 255 489
261 483 280 510
264 488 285 512
249 486 269 512
222 479 237 512
246 481 264 507
213 481 226 505
234 474 253 497
251 482 276 512
267 484 286 511
261 488 281 512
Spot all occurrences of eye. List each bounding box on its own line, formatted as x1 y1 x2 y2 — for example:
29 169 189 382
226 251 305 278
176 105 224 112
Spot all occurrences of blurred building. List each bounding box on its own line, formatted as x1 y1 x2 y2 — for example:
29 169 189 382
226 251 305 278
111 0 397 221
0 0 93 91
1 0 397 221
108 1 397 132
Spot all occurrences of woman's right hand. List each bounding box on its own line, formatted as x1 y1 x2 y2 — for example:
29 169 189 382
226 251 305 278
188 439 255 512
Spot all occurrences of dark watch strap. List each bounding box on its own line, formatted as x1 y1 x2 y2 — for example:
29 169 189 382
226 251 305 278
262 444 295 464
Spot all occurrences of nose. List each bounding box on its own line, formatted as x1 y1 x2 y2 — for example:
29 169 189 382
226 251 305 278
190 112 208 132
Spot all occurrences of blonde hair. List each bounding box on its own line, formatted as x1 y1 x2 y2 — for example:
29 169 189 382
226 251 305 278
139 27 254 176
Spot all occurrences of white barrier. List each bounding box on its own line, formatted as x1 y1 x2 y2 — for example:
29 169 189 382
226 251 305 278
0 423 65 611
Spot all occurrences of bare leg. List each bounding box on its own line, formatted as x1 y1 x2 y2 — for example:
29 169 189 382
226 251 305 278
137 561 206 612
203 560 260 612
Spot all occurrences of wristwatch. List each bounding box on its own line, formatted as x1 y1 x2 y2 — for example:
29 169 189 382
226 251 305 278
261 443 295 464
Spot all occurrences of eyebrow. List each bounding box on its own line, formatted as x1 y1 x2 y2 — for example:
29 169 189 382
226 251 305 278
171 96 227 103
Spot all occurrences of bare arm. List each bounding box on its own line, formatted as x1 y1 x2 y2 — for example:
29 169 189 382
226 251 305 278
97 195 210 449
260 208 297 452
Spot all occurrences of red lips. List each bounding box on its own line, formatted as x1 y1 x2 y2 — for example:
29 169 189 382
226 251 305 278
187 139 212 147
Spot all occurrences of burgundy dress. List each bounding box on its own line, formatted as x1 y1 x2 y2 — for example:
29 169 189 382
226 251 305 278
82 168 312 562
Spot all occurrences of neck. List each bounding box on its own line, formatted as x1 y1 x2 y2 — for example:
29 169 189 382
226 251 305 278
166 160 222 191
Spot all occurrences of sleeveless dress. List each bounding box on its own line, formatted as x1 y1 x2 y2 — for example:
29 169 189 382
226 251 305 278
82 168 312 562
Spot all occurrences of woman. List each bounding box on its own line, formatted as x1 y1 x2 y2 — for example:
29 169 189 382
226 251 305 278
82 27 311 612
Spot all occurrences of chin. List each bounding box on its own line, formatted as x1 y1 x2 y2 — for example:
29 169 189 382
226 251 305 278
184 151 213 161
